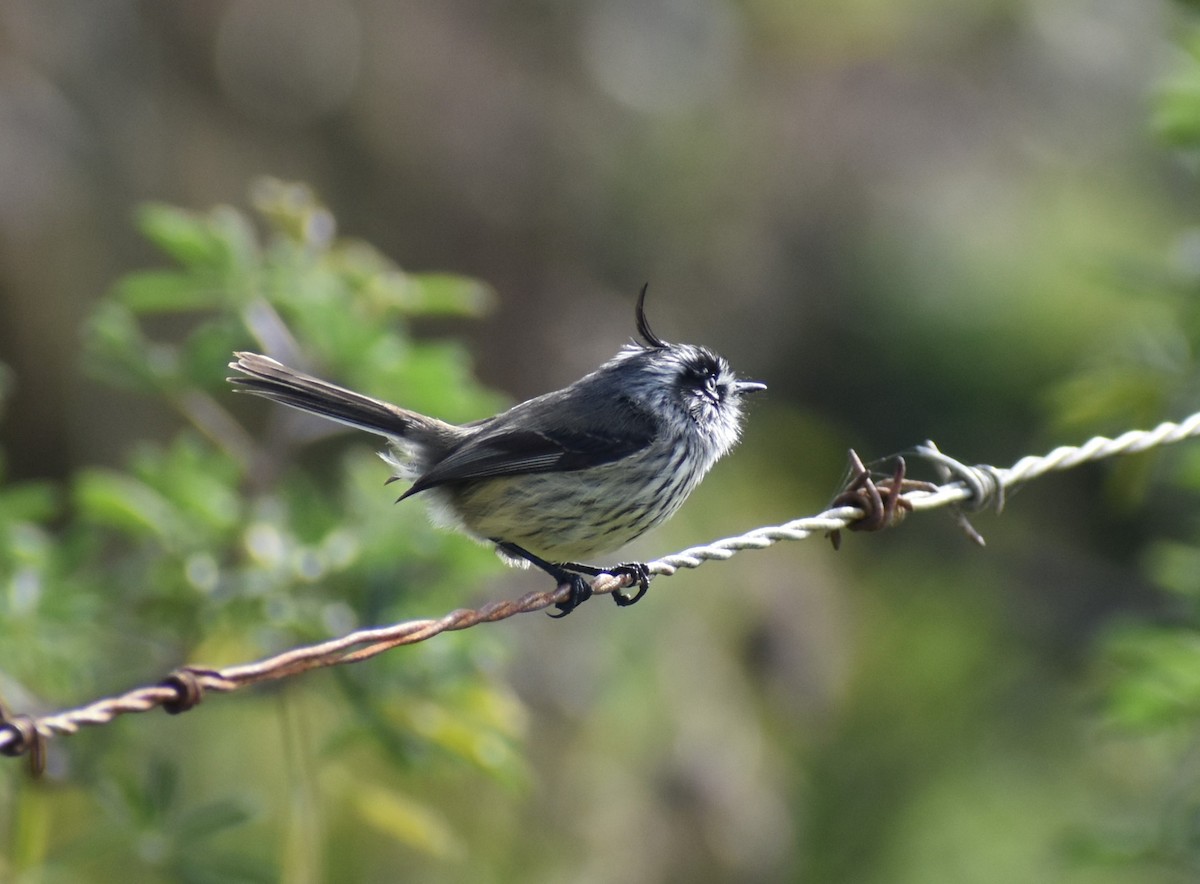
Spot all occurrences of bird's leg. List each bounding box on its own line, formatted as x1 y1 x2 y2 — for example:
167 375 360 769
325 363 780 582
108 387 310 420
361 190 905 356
554 560 652 608
493 542 651 613
493 542 593 617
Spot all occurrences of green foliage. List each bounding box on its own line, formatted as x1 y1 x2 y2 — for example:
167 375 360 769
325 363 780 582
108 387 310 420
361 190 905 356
0 180 524 881
8 21 1200 871
1049 7 1200 878
1155 23 1200 148
1106 626 1200 729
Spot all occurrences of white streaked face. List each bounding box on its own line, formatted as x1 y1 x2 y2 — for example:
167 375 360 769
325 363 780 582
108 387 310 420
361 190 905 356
616 342 753 462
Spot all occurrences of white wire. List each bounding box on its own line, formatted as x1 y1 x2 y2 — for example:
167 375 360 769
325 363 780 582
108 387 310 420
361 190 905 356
9 410 1200 758
643 411 1200 577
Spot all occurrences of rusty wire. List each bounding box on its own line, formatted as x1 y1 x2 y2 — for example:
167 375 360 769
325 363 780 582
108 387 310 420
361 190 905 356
6 409 1200 763
0 580 598 759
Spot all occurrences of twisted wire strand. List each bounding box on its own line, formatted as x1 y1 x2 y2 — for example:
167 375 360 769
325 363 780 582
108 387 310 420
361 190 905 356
6 411 1200 760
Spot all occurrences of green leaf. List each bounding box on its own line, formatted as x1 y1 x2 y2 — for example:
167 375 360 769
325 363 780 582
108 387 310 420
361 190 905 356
407 272 495 316
178 318 247 389
74 468 186 542
1155 82 1200 147
1106 627 1200 729
84 301 162 392
115 270 226 314
138 203 230 269
130 435 241 534
136 203 259 281
352 783 463 859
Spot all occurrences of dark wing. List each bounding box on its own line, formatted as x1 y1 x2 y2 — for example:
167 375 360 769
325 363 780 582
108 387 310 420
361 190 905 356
398 405 656 500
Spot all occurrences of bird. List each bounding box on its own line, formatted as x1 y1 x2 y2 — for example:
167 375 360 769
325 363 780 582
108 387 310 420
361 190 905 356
228 286 765 615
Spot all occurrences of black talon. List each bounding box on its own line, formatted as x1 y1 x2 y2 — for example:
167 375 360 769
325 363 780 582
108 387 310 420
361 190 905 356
549 573 594 618
609 562 651 607
493 540 598 617
553 559 652 609
492 541 650 616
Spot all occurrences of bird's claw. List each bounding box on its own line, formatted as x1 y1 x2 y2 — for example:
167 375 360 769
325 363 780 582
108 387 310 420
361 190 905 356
545 561 651 616
608 562 651 607
549 573 594 618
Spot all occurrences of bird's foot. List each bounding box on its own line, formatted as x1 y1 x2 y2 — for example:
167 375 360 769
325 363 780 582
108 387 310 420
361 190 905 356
607 562 651 607
548 572 594 618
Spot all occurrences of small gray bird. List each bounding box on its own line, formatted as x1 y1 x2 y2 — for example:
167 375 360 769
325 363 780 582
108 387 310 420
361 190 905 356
228 287 765 615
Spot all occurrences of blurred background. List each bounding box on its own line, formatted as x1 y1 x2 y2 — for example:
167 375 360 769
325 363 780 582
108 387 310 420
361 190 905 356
5 1 1200 882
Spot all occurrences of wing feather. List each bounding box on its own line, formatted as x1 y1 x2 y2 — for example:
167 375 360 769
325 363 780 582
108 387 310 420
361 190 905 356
398 403 656 500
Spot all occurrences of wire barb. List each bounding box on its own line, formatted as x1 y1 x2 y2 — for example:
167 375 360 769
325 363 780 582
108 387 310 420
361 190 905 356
825 450 936 549
911 440 1005 514
908 440 1006 545
160 668 213 715
0 714 46 776
7 409 1200 764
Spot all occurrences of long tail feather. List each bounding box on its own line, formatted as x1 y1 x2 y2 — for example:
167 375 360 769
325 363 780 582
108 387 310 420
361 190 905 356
228 352 419 439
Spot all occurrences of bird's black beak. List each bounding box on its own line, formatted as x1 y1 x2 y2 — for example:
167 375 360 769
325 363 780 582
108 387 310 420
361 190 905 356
735 380 767 395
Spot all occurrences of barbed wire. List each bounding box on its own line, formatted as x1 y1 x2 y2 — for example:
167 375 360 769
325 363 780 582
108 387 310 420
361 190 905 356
6 410 1200 768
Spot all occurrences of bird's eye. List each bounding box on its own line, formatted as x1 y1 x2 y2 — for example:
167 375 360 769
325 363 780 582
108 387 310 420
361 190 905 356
680 354 727 405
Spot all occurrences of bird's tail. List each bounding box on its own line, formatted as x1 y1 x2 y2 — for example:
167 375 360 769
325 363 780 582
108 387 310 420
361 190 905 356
228 352 445 441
